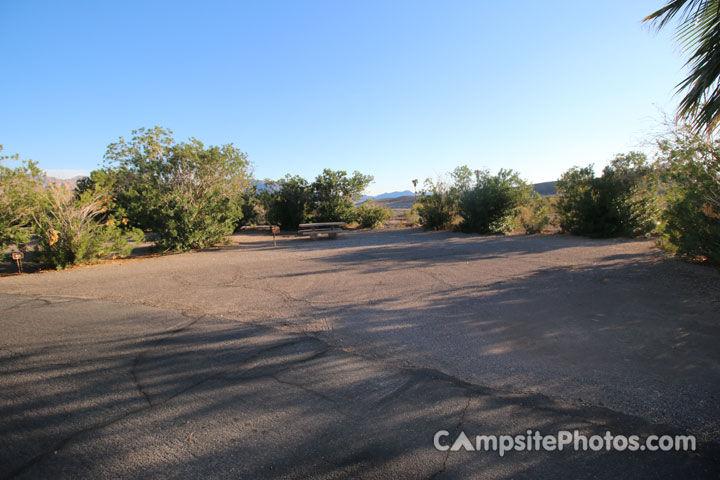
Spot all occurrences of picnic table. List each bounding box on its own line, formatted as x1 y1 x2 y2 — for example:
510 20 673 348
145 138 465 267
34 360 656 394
298 222 346 240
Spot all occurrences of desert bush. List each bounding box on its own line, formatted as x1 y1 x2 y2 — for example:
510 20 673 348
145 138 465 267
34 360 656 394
32 185 143 269
415 166 477 230
404 206 421 226
520 193 552 234
416 166 529 232
263 175 313 230
311 169 373 223
103 127 251 251
0 146 42 255
656 129 720 263
556 152 660 238
458 169 531 234
356 202 393 228
415 178 459 230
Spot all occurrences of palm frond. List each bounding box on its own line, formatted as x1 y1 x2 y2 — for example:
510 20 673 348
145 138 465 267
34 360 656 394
645 0 720 132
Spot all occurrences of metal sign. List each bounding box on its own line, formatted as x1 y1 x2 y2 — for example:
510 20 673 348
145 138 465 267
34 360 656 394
12 252 24 274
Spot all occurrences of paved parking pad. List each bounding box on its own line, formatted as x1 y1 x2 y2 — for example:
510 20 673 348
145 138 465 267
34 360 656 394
1 294 718 479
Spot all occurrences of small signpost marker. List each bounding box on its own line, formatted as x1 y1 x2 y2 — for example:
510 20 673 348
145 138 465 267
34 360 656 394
12 252 24 274
271 226 280 247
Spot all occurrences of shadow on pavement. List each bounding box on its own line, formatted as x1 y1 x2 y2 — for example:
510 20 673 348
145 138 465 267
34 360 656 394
1 295 718 479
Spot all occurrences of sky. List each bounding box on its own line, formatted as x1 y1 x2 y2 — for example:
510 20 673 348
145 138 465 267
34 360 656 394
1 0 687 195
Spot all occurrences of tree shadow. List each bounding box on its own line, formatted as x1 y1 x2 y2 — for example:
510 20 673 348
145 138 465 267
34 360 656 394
301 254 720 442
1 295 719 479
2 230 720 478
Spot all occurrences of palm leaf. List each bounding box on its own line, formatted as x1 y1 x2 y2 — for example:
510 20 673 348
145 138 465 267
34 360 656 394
645 0 720 132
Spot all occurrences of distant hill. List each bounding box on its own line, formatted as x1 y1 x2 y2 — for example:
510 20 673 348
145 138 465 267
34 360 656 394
374 190 413 199
43 176 84 189
361 182 556 207
532 181 557 196
360 190 414 202
367 195 416 209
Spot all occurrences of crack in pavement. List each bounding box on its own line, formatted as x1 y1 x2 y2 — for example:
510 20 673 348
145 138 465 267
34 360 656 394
1 297 55 312
12 291 712 443
4 317 306 479
7 323 720 479
5 292 720 478
430 393 472 480
265 374 364 421
131 312 207 407
372 376 419 407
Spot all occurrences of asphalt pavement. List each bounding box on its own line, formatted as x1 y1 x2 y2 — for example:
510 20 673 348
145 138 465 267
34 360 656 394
1 229 719 478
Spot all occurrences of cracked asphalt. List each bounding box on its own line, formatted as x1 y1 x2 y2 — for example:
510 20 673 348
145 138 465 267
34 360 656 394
1 229 719 478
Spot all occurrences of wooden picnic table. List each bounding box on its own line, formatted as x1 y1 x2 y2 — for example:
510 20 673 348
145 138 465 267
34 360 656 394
298 222 346 240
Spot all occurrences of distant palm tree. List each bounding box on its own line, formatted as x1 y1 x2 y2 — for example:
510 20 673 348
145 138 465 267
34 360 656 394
646 0 720 133
412 179 418 198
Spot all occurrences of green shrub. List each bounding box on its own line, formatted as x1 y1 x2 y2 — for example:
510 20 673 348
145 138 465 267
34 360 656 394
0 146 42 256
103 127 251 251
656 129 720 263
415 179 458 230
238 183 266 227
263 175 313 230
311 169 373 223
458 169 531 234
356 202 393 228
403 206 421 226
416 166 530 232
556 152 660 238
33 186 143 269
520 193 552 234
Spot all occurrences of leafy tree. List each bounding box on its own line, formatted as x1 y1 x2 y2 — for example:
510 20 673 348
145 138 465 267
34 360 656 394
311 169 373 223
0 145 43 256
555 165 596 233
103 127 251 251
262 170 372 229
74 168 114 197
458 169 532 234
450 165 475 193
645 1 720 132
556 152 660 237
264 175 313 230
656 128 720 263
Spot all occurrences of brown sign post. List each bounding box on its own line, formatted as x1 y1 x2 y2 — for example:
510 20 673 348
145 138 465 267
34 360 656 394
271 226 280 247
11 252 24 274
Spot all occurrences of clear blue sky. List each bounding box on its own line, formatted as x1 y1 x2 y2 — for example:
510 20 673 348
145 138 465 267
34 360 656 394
1 1 685 195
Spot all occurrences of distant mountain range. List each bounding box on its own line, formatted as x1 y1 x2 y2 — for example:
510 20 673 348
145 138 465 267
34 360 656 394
374 190 414 199
362 182 557 203
360 190 414 202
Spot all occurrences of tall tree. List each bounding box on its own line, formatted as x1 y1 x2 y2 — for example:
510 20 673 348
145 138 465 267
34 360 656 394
646 1 720 133
103 127 251 251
